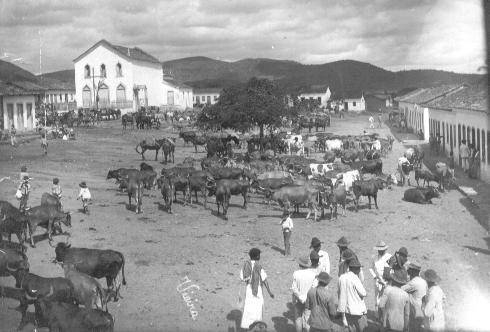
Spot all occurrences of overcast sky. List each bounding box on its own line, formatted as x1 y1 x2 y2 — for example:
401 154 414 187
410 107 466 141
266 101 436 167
0 0 486 74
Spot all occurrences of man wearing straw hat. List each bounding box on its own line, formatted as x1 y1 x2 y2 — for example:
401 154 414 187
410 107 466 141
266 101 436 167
371 240 392 317
401 263 427 332
291 254 319 332
305 272 337 332
338 258 368 332
310 237 330 274
379 269 410 332
421 269 445 331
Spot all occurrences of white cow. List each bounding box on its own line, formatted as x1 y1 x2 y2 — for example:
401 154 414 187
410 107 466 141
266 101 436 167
309 163 335 177
336 169 361 192
325 139 343 151
372 140 381 151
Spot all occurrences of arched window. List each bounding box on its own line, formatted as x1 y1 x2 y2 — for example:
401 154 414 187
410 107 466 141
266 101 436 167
116 84 126 103
82 85 91 107
100 64 106 78
84 64 90 78
116 63 122 77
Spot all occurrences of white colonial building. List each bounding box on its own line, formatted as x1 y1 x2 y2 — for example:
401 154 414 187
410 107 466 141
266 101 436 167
342 92 366 112
74 40 193 112
298 86 331 106
0 80 42 130
193 88 222 105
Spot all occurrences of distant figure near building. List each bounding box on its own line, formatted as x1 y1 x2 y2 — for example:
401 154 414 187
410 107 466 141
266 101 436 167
369 116 375 129
459 140 470 173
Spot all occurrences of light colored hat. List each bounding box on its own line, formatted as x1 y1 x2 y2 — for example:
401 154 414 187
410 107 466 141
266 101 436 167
374 240 388 251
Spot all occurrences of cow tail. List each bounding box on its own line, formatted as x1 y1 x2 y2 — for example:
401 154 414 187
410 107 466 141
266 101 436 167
120 253 127 285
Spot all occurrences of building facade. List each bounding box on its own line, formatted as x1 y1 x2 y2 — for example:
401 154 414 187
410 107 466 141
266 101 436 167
193 88 221 105
0 81 41 130
298 87 331 106
74 40 192 112
343 93 366 112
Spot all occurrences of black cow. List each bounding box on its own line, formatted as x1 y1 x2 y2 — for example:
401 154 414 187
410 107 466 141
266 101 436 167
206 138 226 158
26 205 72 245
208 179 249 210
352 178 385 212
179 131 197 145
106 168 139 190
189 135 207 152
8 268 76 331
353 159 383 176
36 299 114 332
140 162 154 172
53 242 127 301
403 187 440 204
161 138 175 164
0 201 30 247
0 247 29 281
159 176 174 213
188 171 214 207
41 193 62 211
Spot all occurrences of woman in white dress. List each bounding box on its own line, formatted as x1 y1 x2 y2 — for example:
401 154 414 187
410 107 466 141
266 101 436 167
240 248 274 330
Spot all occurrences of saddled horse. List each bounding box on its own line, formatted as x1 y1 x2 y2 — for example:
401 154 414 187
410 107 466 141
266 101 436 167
135 138 166 160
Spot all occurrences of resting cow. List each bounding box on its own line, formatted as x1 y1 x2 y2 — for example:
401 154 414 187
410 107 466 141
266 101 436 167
403 187 440 204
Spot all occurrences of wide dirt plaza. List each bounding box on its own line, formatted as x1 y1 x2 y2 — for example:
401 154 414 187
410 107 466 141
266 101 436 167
0 114 489 332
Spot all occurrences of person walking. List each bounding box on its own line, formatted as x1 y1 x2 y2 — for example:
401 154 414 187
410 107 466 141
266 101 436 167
337 258 368 332
447 151 455 179
10 124 17 147
371 241 392 318
378 269 410 332
240 248 274 331
18 175 31 213
77 181 92 214
369 116 375 129
291 255 318 332
41 132 48 155
310 237 330 274
378 113 383 128
280 212 293 256
459 140 470 173
401 263 427 332
421 269 445 331
469 147 481 179
305 272 337 332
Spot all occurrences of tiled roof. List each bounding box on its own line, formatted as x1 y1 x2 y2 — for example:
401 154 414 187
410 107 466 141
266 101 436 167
395 85 461 104
194 88 222 94
74 39 160 64
0 80 45 96
38 77 75 91
424 84 488 111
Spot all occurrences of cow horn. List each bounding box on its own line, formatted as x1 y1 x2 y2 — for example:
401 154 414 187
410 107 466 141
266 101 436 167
6 263 17 273
45 285 54 298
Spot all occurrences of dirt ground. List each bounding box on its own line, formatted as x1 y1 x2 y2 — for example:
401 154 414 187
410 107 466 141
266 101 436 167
0 114 489 332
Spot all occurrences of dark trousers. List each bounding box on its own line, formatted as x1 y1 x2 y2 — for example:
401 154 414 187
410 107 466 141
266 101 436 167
283 230 291 256
345 313 368 332
19 195 28 212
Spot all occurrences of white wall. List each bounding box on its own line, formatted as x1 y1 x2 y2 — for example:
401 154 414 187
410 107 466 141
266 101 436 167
133 60 164 106
194 93 220 105
2 95 36 130
74 44 134 108
345 97 365 112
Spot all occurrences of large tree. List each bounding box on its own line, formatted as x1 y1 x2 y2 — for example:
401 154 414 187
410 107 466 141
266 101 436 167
196 78 291 145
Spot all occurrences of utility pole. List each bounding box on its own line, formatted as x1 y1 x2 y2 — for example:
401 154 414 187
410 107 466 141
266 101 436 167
91 68 104 111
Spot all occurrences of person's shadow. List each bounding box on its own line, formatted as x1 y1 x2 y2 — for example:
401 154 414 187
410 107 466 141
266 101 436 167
271 302 295 332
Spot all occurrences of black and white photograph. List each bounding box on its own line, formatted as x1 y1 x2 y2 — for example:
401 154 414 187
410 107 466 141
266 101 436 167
0 0 489 331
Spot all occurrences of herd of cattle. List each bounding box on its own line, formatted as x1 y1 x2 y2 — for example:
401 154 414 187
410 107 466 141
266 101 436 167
0 196 125 330
0 124 456 331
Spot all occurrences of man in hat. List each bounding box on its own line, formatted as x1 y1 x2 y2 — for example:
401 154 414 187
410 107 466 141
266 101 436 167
291 253 319 332
19 165 29 181
248 321 267 332
280 212 294 256
338 258 368 332
421 269 445 331
77 181 92 213
51 177 63 209
310 237 330 274
18 175 31 212
305 272 337 332
401 263 427 332
339 248 364 282
384 247 409 281
371 241 392 317
240 248 274 330
379 269 410 332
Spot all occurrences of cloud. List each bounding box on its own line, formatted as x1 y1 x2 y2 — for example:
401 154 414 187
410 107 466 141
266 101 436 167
0 0 485 74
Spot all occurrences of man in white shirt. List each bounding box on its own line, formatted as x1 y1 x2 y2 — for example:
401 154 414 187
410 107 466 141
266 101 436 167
371 240 391 318
338 258 368 332
310 237 330 274
291 256 318 332
402 263 427 332
280 212 294 256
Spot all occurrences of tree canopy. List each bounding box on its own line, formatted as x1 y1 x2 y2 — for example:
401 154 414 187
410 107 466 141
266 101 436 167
196 77 293 136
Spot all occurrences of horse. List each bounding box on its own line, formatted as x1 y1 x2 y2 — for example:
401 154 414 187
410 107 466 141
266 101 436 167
122 114 134 130
135 138 165 160
161 138 176 164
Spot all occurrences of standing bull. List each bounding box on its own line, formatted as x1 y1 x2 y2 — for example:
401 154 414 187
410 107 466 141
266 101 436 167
26 205 72 246
270 186 319 221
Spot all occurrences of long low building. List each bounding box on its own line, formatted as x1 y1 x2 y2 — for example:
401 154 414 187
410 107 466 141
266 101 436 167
396 84 489 180
0 80 42 130
193 88 222 105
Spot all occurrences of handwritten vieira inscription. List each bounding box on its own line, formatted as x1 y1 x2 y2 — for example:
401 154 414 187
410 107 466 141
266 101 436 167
177 276 200 320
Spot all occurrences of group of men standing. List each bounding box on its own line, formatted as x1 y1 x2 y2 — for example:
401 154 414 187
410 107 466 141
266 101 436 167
239 236 446 332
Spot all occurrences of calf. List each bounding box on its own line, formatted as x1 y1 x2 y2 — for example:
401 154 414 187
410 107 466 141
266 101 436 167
127 177 144 213
414 168 438 187
352 179 385 212
63 263 108 311
36 299 114 332
41 192 62 211
26 205 72 245
159 176 174 213
403 187 440 204
323 183 347 220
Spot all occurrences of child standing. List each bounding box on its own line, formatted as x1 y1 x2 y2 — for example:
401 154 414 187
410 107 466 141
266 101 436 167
280 212 293 256
52 178 62 206
77 181 91 213
18 176 31 212
20 166 29 181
